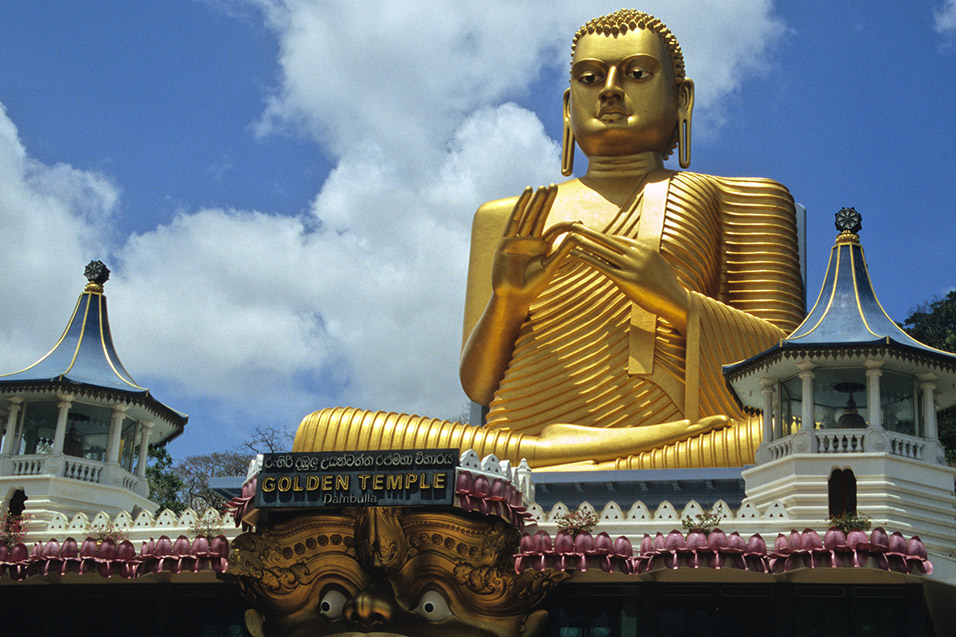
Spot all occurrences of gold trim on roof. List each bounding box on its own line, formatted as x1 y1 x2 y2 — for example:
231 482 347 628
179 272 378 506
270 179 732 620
97 294 147 391
792 244 842 339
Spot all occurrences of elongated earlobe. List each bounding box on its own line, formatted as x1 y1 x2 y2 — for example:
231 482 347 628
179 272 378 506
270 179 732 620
562 89 574 176
677 79 694 169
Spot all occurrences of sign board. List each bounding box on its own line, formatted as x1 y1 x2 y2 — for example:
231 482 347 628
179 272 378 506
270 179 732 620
254 449 459 509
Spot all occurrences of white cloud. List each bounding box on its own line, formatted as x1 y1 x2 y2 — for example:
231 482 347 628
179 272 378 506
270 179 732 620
935 0 956 32
109 103 559 431
0 103 118 370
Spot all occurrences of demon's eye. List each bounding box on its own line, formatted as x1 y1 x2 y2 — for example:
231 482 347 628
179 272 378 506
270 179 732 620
318 589 348 620
414 589 452 622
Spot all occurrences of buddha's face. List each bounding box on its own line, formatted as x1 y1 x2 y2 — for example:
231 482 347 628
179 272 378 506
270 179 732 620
568 28 685 157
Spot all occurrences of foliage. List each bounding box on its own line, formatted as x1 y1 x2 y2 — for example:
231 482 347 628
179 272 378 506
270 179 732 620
85 518 129 543
556 509 598 536
827 512 872 533
150 424 295 512
903 291 956 353
176 451 251 511
681 511 722 535
146 446 187 514
236 424 295 455
1 511 30 547
902 291 956 463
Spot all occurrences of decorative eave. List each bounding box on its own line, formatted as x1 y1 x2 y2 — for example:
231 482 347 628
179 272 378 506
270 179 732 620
0 381 186 442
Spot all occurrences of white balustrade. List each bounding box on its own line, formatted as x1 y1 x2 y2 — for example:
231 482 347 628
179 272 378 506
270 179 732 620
11 456 44 476
886 431 925 460
816 430 866 454
768 437 792 460
63 456 103 483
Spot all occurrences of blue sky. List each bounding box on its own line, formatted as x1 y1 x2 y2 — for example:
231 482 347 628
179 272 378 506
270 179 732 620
1 1 954 460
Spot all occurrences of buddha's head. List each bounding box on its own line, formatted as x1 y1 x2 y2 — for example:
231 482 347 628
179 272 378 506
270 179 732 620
563 9 695 172
226 507 567 637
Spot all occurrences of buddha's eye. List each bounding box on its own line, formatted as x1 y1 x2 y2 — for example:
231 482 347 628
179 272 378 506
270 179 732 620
578 72 603 85
414 590 452 622
626 66 652 80
318 588 348 620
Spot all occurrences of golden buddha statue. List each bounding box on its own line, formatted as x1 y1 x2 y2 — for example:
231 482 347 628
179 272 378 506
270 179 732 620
295 9 804 470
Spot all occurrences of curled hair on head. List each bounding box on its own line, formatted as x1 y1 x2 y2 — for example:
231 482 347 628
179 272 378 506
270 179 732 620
571 9 685 81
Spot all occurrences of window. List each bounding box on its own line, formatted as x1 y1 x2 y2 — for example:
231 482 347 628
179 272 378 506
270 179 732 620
828 468 857 516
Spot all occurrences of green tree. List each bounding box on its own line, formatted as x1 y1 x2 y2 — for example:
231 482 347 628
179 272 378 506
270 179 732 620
903 291 956 353
903 290 956 463
146 446 186 514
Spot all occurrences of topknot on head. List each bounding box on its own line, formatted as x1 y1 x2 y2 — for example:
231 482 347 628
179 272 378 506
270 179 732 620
571 9 685 80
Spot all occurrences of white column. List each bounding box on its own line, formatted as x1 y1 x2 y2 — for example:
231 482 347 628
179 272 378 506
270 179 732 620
760 378 776 443
1 397 23 456
796 362 815 431
919 373 939 441
51 393 74 454
137 421 154 478
106 403 130 464
864 359 883 429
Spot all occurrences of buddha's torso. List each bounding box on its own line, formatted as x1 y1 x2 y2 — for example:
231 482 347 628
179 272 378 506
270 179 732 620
485 171 723 434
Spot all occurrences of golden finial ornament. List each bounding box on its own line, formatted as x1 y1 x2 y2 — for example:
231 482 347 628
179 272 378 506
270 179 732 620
83 260 110 293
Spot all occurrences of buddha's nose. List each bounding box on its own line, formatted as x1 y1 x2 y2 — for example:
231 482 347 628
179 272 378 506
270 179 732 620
342 586 395 626
600 67 624 101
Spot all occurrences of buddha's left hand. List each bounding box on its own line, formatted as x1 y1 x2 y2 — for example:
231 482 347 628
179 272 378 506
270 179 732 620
566 223 690 331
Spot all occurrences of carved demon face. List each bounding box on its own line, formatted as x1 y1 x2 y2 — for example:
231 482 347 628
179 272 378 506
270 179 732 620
226 508 566 637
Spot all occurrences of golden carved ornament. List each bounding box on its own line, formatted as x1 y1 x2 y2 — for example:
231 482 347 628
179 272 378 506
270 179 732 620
225 507 568 636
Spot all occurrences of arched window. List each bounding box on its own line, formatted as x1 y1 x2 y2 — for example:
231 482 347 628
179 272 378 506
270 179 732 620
828 468 857 516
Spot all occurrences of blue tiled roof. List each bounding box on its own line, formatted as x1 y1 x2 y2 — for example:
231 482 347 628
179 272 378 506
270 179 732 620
786 237 943 353
0 290 146 392
724 229 956 379
0 284 186 428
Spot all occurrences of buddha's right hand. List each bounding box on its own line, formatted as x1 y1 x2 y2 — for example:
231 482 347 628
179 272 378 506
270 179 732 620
491 184 573 307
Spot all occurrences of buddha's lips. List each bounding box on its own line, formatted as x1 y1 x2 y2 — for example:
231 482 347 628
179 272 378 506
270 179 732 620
598 107 627 121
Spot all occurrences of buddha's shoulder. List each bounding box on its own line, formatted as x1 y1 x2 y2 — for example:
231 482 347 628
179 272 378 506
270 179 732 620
673 171 794 202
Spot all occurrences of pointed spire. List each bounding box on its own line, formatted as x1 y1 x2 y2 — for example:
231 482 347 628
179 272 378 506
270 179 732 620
785 208 944 354
0 262 186 433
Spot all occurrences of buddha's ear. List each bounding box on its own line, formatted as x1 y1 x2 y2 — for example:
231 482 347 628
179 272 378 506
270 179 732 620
677 79 694 168
562 89 574 176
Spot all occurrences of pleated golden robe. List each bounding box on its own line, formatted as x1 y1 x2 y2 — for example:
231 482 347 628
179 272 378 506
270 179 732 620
483 170 804 466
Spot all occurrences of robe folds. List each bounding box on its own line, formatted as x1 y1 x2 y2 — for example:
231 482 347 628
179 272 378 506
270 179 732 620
483 170 804 467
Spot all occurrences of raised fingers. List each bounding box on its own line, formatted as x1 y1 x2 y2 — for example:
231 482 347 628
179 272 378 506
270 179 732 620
516 185 557 236
504 186 534 237
529 184 558 236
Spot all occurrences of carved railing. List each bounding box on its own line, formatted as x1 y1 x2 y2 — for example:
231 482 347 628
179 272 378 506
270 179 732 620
886 431 925 461
122 473 139 490
11 456 44 476
63 456 103 483
816 430 865 453
764 427 933 463
3 453 146 490
767 437 792 461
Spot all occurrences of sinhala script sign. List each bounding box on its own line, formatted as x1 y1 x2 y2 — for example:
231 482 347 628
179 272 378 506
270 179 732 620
254 449 458 508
